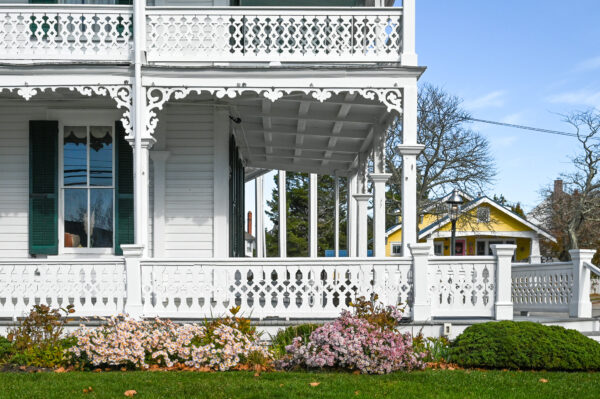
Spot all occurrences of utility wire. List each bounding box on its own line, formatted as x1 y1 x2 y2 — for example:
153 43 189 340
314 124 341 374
466 117 599 141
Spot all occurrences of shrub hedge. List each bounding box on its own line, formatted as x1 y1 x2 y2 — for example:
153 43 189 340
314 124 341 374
270 324 321 358
451 321 600 371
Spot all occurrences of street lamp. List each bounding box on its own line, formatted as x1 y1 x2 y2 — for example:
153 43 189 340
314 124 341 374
445 189 464 256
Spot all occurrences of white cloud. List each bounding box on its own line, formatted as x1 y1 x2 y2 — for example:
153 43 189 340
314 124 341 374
547 88 600 109
574 56 600 72
464 90 506 110
490 135 518 149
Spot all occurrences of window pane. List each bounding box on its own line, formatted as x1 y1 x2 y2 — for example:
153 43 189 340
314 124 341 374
90 127 113 186
64 126 87 186
90 189 113 248
64 189 88 248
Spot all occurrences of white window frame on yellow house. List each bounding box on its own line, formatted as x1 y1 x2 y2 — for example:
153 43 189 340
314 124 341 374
476 238 516 261
390 242 403 256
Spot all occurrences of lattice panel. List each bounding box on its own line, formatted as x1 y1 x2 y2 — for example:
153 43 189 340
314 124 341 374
0 8 133 61
373 263 413 316
141 263 375 319
512 264 573 312
0 262 126 318
429 261 496 317
146 10 402 62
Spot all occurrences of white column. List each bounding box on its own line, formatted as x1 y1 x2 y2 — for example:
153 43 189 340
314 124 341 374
569 249 596 318
334 175 340 257
213 109 229 258
309 173 318 258
131 137 152 256
491 244 516 320
426 237 435 255
409 243 431 321
354 193 371 258
401 0 418 66
530 236 541 263
121 244 144 318
278 170 287 257
149 151 170 258
347 173 358 257
397 84 424 257
369 173 391 257
255 175 265 258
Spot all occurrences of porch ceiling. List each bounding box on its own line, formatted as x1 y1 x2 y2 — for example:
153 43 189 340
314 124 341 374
229 92 390 176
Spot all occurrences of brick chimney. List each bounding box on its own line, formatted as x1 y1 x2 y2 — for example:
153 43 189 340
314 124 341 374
247 211 253 236
554 179 563 195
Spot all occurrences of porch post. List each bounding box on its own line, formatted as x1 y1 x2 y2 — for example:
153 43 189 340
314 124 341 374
255 175 265 258
121 244 144 318
132 136 152 256
530 236 541 263
278 170 287 257
491 244 516 320
401 0 418 66
370 173 391 257
149 151 170 258
309 173 318 257
397 84 424 257
569 249 595 318
410 243 431 321
213 109 230 257
354 193 371 258
334 175 340 257
347 172 357 257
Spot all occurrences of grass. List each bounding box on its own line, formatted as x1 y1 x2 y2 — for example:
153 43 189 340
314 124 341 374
0 370 599 399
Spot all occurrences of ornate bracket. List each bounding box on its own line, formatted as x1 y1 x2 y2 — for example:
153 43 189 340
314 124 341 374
0 85 133 136
145 86 402 136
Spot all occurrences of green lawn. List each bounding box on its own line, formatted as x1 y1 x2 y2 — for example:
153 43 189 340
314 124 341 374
0 370 599 399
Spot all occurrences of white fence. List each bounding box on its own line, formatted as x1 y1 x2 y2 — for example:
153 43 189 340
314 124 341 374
0 5 133 62
0 247 596 321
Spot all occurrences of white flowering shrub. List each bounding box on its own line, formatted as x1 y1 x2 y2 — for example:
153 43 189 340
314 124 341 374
68 314 270 371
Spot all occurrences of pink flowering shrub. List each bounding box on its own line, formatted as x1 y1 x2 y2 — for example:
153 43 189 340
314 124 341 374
67 316 270 371
276 298 424 374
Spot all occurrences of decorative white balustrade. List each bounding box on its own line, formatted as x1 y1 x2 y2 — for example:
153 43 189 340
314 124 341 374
0 260 126 319
140 259 412 319
428 258 497 318
511 262 574 313
0 5 133 62
146 7 403 63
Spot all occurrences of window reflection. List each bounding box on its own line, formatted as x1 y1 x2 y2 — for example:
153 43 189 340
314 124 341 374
64 189 88 248
90 127 112 186
63 126 87 186
90 189 113 248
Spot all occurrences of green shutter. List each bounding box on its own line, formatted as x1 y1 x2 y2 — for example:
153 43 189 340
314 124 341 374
229 136 245 257
29 121 58 255
114 121 134 255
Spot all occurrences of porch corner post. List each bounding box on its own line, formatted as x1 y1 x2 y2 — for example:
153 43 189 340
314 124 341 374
121 244 144 319
530 236 541 263
255 175 265 258
409 243 431 322
347 172 358 257
491 244 516 320
369 173 391 257
278 170 287 257
401 0 417 66
569 249 595 318
309 173 318 258
354 193 371 258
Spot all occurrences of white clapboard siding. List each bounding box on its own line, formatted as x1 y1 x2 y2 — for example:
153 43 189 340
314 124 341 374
163 104 214 258
0 106 46 258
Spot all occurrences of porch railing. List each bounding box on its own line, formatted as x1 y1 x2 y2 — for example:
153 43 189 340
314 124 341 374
0 5 133 62
145 7 403 63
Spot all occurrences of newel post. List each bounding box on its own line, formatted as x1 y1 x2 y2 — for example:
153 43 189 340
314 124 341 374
569 249 595 318
491 244 516 320
409 243 431 322
121 244 144 319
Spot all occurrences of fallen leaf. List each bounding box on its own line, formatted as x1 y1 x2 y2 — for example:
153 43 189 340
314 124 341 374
309 382 320 387
355 391 360 395
279 384 284 387
539 378 548 383
93 368 102 373
83 387 93 394
121 367 127 372
124 390 137 397
254 372 260 377
352 370 361 375
54 367 66 373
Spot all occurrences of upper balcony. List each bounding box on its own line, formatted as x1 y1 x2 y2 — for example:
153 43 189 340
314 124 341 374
0 3 413 66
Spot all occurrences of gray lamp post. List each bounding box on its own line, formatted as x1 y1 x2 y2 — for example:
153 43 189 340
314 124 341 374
446 190 464 256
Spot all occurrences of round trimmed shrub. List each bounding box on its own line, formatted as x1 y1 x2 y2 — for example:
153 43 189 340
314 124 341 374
451 321 600 371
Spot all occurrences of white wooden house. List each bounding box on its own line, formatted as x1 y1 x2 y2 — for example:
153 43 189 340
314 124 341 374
0 0 598 336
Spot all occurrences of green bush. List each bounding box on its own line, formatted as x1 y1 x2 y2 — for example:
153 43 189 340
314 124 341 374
451 321 600 371
270 324 321 358
0 336 13 363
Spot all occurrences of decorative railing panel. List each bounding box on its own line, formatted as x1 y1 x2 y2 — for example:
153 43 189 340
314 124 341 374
0 5 133 62
0 260 126 318
512 262 573 313
146 7 403 63
428 258 496 318
140 259 412 319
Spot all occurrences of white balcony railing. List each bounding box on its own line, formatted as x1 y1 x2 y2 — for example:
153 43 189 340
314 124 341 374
0 5 133 62
146 7 403 63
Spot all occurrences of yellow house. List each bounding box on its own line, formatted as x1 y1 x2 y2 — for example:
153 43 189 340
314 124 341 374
385 193 556 262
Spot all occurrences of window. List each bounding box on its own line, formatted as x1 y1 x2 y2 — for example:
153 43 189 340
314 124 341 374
477 206 490 223
476 239 517 261
391 243 402 256
434 242 443 256
62 126 114 250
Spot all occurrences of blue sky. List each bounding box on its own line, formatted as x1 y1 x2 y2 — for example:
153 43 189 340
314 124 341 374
246 0 600 229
